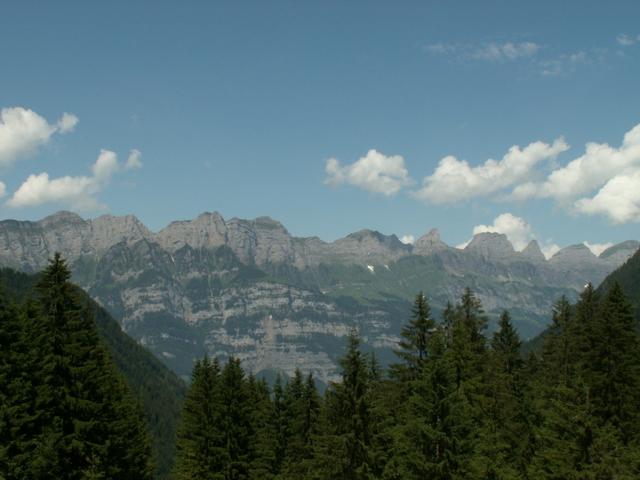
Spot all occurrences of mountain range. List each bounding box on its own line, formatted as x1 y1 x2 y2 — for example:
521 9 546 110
0 210 637 383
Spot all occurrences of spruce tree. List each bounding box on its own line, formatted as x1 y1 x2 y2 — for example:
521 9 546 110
588 282 640 440
314 331 374 480
392 292 435 380
220 357 253 480
174 356 225 480
25 254 153 479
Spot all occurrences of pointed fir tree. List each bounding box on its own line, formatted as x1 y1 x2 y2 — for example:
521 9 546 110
314 330 375 480
23 254 153 479
174 356 225 480
391 292 435 381
219 357 253 480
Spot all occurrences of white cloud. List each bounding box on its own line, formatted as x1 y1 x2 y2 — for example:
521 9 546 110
400 235 415 245
57 112 79 133
574 168 640 223
0 181 6 198
539 51 590 76
511 124 640 209
471 42 540 61
0 107 77 168
583 241 614 256
617 34 636 46
124 149 143 170
7 149 140 210
425 41 540 62
413 138 568 204
325 149 412 196
471 213 533 251
541 243 561 259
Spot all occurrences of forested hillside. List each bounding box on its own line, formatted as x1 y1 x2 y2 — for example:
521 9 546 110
174 284 640 479
599 248 640 319
0 264 185 479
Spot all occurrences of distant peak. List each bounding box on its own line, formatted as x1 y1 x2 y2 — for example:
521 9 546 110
196 211 225 221
599 240 640 259
521 239 546 262
413 228 448 255
39 211 84 224
465 232 515 258
550 243 597 261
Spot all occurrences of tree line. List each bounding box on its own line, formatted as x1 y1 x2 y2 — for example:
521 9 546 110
2 254 640 479
174 285 640 479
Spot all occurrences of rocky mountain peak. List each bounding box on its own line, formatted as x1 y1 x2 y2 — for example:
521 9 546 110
39 210 85 227
413 228 449 255
550 243 596 263
157 211 228 251
465 232 516 260
89 214 151 250
599 240 640 259
520 240 546 263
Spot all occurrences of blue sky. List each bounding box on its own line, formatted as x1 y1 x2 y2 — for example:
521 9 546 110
1 1 639 255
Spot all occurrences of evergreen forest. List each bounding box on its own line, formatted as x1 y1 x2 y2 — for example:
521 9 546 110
2 253 640 479
173 281 640 479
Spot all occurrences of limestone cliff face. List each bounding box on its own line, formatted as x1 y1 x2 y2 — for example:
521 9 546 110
0 211 636 382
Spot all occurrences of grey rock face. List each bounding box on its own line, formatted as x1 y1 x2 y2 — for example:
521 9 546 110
0 210 636 382
520 240 546 264
413 228 449 255
465 232 517 262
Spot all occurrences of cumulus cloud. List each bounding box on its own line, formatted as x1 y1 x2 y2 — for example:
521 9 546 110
574 169 640 223
471 213 534 251
57 112 79 133
124 149 143 170
413 138 568 204
400 235 415 245
325 149 412 196
0 107 78 168
7 149 141 210
0 181 6 198
511 124 640 223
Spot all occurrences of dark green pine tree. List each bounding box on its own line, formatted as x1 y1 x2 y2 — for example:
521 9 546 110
473 311 531 479
246 375 277 479
449 287 487 390
314 331 375 480
587 282 640 441
528 288 639 479
272 373 288 473
391 292 435 380
383 322 477 480
279 371 321 480
0 289 32 479
219 357 253 480
173 356 225 480
26 254 153 479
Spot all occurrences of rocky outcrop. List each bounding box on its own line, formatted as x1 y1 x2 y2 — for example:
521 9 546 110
464 232 517 262
520 240 546 264
0 210 636 382
413 229 449 255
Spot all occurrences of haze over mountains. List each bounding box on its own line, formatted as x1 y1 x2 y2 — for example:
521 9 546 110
0 211 637 383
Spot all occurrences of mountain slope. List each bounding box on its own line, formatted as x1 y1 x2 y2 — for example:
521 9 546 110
598 248 640 319
0 267 185 479
0 211 636 384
